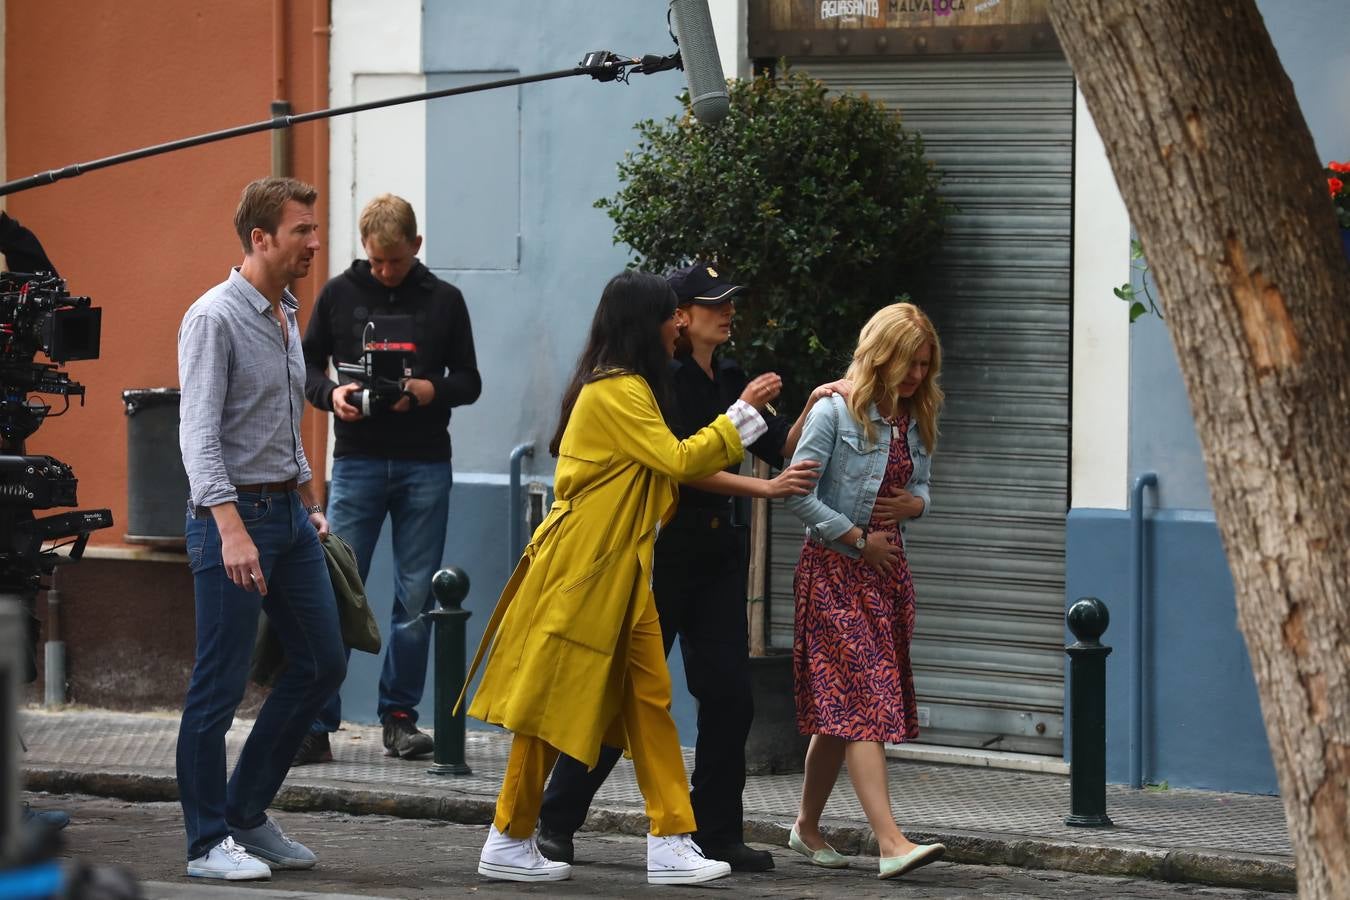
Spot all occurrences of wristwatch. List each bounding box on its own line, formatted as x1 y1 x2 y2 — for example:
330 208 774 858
853 525 869 551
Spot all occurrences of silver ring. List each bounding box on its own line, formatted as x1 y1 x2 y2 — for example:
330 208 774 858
248 572 258 581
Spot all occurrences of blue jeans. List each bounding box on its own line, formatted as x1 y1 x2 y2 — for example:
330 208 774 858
176 491 346 860
313 456 451 731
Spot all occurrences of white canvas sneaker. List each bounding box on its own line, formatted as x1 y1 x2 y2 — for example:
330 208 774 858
647 833 733 885
186 835 272 881
478 825 572 882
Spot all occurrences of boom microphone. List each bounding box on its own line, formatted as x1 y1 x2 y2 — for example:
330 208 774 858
669 0 730 125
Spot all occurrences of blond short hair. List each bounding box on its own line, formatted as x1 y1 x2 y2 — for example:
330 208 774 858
359 194 418 247
234 177 318 253
844 302 943 452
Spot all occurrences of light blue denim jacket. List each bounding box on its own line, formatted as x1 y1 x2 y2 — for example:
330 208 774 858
782 394 932 559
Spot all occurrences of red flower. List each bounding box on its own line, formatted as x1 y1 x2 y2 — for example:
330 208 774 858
1329 161 1350 173
1330 177 1345 197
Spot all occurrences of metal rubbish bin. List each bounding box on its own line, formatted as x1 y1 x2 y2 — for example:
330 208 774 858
122 388 190 544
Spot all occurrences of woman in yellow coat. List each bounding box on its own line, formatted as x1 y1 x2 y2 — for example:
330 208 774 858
465 271 780 886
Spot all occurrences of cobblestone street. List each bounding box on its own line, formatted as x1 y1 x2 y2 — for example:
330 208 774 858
37 794 1290 899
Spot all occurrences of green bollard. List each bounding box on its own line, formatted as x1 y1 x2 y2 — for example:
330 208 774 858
1065 597 1113 827
427 567 472 776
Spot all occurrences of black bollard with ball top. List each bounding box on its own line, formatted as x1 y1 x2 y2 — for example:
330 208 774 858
427 566 472 776
1065 596 1113 827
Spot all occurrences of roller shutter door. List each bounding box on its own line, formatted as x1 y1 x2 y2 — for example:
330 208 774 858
768 56 1073 756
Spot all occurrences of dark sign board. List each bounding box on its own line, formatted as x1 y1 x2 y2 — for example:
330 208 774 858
749 0 1059 58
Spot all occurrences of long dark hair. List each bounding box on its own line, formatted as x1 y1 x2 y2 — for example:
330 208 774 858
549 270 677 456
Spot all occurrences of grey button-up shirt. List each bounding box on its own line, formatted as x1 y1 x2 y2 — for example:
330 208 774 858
178 267 313 509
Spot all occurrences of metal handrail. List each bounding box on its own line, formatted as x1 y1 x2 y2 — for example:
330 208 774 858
508 443 535 569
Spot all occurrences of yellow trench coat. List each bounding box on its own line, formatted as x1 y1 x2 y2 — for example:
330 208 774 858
462 373 744 767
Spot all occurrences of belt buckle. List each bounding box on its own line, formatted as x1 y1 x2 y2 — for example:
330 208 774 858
709 515 720 529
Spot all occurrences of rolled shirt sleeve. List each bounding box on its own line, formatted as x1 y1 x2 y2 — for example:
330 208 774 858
178 311 237 509
725 399 768 448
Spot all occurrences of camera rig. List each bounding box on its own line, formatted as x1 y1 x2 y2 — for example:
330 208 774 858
0 266 111 591
336 320 417 418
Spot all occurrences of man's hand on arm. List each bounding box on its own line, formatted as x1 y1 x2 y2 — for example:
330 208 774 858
209 503 267 595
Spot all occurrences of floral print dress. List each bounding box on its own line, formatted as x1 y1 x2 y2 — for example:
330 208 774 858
792 413 919 744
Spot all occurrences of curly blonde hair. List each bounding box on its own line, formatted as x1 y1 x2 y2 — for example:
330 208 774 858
844 302 943 451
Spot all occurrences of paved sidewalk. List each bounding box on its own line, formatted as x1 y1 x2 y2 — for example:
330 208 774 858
16 708 1294 892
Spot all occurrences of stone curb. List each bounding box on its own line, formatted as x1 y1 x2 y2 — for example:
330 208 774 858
23 766 1295 893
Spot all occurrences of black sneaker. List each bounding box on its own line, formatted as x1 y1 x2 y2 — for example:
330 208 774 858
536 826 575 864
382 711 434 759
291 731 333 766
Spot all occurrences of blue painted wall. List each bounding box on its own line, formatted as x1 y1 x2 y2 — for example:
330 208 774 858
1257 0 1350 162
419 1 696 478
1065 510 1276 794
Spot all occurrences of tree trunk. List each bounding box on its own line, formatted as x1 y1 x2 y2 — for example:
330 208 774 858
1047 2 1350 895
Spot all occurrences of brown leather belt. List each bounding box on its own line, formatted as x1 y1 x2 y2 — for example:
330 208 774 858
234 478 298 495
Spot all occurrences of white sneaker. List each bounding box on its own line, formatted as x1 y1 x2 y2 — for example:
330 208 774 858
478 824 572 882
186 835 272 880
647 833 732 885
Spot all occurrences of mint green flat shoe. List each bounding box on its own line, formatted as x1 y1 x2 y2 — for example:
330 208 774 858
788 827 849 869
878 842 945 879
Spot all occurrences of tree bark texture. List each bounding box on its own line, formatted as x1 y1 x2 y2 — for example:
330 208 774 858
1048 2 1350 895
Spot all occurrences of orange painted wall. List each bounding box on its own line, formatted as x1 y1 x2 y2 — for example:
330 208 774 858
5 0 330 548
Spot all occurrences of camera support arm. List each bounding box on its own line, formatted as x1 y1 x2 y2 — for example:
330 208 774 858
0 50 678 198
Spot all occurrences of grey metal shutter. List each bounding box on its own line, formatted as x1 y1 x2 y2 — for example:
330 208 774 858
768 56 1073 756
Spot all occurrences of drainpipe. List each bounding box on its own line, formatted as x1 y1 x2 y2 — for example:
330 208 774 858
305 0 332 501
508 444 535 569
271 0 290 176
1129 471 1157 789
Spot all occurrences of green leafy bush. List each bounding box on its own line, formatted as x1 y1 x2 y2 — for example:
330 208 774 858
597 68 948 404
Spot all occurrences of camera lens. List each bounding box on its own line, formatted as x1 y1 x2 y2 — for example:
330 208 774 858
352 388 373 417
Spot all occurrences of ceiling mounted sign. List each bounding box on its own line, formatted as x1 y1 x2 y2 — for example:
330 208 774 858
749 0 1060 58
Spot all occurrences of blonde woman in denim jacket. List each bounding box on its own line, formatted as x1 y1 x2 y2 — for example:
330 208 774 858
781 302 947 880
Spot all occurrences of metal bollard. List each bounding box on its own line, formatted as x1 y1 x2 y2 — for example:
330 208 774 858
427 567 473 776
1065 597 1113 827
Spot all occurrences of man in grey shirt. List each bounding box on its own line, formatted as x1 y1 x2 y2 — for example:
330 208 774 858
176 177 345 881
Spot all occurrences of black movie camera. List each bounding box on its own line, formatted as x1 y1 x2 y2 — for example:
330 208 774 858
336 319 417 418
0 271 101 446
0 217 111 593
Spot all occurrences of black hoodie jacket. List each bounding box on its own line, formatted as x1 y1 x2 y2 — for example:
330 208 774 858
302 259 480 461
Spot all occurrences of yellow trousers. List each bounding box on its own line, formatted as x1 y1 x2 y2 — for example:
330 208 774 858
493 592 696 838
